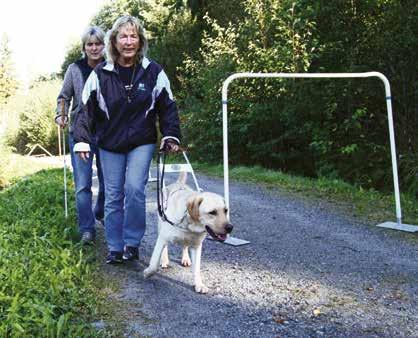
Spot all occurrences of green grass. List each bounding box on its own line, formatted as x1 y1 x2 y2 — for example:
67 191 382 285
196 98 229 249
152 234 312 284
0 152 61 190
0 152 141 336
1 153 415 335
193 162 418 225
0 168 117 336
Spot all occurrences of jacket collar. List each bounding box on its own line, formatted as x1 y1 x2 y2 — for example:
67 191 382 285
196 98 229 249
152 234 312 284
103 57 151 72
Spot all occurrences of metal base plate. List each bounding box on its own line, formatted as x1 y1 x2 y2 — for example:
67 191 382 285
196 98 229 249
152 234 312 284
376 221 418 233
208 235 250 246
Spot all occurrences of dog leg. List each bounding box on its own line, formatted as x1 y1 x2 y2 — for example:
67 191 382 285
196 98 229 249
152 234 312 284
160 245 170 268
144 236 166 278
181 246 191 267
190 244 208 293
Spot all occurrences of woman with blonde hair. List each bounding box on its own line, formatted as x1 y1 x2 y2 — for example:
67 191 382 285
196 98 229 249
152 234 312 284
74 16 181 263
56 26 106 245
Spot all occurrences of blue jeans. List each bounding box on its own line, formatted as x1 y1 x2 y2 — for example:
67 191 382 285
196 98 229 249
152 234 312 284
69 133 105 235
99 144 155 252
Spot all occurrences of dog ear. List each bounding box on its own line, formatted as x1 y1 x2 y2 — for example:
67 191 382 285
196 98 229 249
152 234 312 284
187 196 203 222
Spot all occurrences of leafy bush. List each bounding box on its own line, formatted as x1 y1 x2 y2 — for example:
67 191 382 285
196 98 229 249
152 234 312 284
0 142 11 188
175 0 418 191
66 0 418 192
178 0 318 169
4 80 61 155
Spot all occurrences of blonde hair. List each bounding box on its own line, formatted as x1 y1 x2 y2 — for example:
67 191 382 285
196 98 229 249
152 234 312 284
105 15 148 64
81 26 105 55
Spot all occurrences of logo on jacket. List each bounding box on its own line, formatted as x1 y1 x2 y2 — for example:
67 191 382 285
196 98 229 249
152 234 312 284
138 83 146 91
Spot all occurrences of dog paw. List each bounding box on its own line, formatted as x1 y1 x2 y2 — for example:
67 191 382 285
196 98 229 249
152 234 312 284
160 256 170 268
194 284 209 294
181 257 191 267
143 267 156 279
160 262 170 269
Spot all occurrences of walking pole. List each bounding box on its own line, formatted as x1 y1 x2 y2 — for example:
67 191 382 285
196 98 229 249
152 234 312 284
60 100 68 219
57 125 61 156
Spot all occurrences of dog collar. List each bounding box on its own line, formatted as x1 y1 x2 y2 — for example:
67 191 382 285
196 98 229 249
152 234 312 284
164 211 206 235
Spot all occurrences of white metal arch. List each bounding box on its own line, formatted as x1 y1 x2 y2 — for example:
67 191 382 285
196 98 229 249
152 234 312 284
221 72 417 232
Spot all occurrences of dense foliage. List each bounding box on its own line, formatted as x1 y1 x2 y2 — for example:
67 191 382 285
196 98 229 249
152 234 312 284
175 0 418 192
0 34 18 105
60 0 418 192
0 142 11 188
3 80 61 155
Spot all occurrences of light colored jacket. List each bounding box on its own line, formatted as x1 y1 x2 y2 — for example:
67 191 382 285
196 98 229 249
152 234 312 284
55 60 86 133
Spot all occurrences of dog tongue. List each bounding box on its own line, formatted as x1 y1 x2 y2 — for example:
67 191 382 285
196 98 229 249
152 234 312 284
217 233 227 241
205 226 227 242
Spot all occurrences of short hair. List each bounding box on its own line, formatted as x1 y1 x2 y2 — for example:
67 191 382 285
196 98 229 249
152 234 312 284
81 26 105 54
105 15 148 64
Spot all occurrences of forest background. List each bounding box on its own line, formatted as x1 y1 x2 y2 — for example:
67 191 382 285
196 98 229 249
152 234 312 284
1 0 417 194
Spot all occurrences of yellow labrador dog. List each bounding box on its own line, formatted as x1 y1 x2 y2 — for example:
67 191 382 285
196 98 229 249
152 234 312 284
143 173 233 293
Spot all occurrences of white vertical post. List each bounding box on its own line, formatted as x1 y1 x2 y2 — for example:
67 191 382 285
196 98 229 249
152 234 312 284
222 97 230 211
222 72 404 226
375 74 402 225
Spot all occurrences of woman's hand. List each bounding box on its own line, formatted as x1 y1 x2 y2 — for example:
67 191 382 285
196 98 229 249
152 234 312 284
56 116 68 128
77 151 90 162
166 141 179 153
161 139 179 153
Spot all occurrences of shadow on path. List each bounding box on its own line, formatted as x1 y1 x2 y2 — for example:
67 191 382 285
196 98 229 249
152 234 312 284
92 169 418 337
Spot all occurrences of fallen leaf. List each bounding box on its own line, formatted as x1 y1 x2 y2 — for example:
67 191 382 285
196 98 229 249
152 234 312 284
272 315 287 324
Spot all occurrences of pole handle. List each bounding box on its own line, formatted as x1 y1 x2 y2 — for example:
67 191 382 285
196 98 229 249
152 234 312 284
60 99 67 127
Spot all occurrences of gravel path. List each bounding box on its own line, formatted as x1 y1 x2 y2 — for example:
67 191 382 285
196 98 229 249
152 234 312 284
96 172 418 337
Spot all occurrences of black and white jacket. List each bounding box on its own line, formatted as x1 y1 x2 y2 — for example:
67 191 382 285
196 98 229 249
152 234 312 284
73 57 181 153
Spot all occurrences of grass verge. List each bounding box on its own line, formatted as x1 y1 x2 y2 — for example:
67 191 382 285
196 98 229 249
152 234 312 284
0 152 61 189
193 163 418 225
0 167 124 336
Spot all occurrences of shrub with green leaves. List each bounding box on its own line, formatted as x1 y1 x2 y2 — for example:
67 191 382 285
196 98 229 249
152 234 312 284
178 0 318 168
62 0 418 192
4 80 61 155
0 142 10 188
175 0 418 191
0 169 99 336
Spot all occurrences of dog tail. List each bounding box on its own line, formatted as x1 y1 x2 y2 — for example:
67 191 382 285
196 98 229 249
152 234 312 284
178 171 187 185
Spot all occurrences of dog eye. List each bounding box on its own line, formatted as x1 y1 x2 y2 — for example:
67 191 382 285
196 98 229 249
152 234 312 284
209 210 217 216
224 208 228 214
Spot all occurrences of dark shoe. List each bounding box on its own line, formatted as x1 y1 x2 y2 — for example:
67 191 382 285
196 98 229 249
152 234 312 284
81 231 95 245
94 211 104 221
95 218 104 227
106 251 123 264
123 246 139 261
